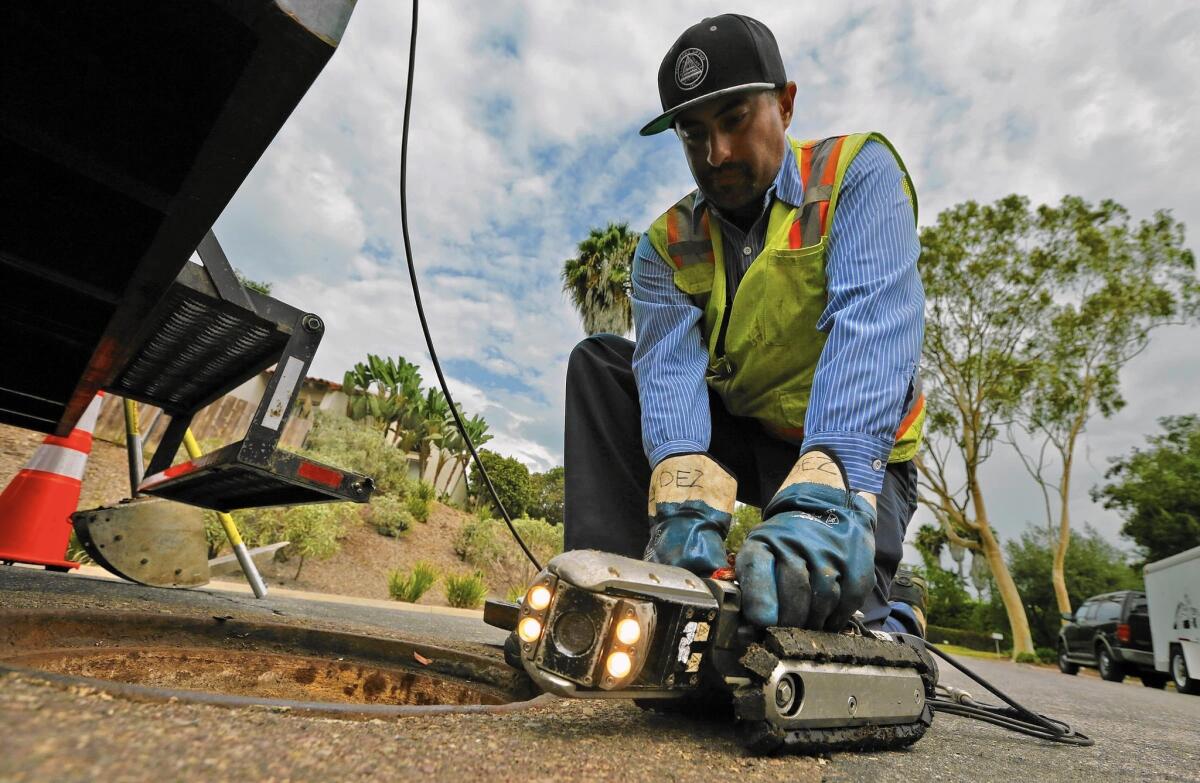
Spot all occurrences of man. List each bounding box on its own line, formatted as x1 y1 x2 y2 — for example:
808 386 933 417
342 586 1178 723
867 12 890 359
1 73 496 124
564 14 925 636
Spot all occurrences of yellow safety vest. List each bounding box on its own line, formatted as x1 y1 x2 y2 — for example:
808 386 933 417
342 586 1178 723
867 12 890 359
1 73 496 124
647 133 925 463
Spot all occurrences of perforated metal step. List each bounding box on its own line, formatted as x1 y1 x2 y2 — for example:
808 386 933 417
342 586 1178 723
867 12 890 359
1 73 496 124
139 441 374 512
106 262 293 414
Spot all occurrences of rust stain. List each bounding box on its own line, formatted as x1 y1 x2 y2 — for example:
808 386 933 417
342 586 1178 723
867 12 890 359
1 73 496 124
361 672 388 701
292 666 317 685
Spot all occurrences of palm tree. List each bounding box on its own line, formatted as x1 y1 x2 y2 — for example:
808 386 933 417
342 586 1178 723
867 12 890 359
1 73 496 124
431 410 492 498
913 523 948 571
561 222 638 335
413 388 451 478
342 354 423 444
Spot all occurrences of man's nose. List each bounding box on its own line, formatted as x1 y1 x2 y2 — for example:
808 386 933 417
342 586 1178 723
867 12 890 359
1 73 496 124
706 131 732 168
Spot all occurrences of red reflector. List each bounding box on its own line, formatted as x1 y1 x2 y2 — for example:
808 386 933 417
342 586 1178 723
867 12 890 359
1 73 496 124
1116 623 1131 643
298 461 343 488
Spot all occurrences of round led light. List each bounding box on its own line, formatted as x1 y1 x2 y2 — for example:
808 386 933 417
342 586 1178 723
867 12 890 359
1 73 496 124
606 651 633 679
615 618 641 645
527 584 552 611
518 617 543 643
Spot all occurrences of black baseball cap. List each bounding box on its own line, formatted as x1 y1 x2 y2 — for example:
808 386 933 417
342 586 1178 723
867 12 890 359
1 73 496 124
639 14 787 136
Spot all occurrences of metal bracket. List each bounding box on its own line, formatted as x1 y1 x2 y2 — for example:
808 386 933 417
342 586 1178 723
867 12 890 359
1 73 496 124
196 231 255 311
238 312 325 467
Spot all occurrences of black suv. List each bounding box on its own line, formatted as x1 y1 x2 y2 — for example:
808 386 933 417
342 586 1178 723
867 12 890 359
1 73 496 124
1057 590 1165 687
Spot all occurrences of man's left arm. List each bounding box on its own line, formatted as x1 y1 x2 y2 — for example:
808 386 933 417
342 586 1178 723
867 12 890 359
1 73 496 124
802 140 924 495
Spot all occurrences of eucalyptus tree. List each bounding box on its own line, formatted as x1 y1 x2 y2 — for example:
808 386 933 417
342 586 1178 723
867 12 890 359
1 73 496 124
562 222 638 335
1007 199 1196 620
916 194 1060 657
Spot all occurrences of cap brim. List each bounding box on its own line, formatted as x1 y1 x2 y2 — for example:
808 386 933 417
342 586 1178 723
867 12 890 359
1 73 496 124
638 82 776 136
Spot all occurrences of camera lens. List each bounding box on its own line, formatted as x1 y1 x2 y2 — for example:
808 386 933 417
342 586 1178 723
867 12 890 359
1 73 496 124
553 611 597 656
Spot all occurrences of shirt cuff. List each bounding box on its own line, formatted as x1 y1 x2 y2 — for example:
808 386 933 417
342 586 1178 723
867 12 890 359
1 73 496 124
648 440 708 469
800 431 894 495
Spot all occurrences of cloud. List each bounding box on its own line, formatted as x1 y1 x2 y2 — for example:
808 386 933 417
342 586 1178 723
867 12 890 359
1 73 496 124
213 1 1200 550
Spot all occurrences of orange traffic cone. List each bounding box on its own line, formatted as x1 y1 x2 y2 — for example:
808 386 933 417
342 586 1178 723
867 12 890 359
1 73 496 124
0 393 103 570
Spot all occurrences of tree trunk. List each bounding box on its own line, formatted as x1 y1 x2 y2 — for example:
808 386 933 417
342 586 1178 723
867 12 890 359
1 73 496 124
1051 442 1076 622
432 447 452 492
970 470 1036 657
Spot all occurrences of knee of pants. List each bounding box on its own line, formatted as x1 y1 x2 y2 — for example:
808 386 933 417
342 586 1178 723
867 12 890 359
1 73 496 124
567 333 632 379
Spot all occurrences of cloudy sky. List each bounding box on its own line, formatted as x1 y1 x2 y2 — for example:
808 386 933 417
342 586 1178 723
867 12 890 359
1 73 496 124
214 0 1199 561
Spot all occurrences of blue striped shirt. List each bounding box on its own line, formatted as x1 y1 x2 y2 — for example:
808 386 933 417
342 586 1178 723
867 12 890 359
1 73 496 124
630 139 924 494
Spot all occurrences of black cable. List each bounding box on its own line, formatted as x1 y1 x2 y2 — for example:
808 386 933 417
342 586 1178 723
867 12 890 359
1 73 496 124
904 636 1094 746
398 0 541 570
932 701 1094 746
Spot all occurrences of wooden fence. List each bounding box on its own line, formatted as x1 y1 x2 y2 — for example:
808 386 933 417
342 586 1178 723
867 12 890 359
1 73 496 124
93 394 312 455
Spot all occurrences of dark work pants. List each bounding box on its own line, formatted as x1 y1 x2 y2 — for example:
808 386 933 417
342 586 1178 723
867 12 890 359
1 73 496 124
563 334 918 628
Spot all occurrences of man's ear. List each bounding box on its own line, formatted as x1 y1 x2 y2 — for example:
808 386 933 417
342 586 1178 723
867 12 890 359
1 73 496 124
776 82 798 127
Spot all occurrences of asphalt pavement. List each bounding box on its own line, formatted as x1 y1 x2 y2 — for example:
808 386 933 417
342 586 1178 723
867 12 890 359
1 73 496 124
1 566 1197 782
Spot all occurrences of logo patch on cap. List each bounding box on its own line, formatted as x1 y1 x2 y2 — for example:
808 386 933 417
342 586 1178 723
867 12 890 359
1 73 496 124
674 48 708 90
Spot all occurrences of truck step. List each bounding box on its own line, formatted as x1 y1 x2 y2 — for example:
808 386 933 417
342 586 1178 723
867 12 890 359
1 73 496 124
108 263 289 414
139 441 373 512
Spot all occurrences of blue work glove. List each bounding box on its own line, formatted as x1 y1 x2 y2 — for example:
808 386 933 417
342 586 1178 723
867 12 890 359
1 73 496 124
643 453 737 576
735 449 877 631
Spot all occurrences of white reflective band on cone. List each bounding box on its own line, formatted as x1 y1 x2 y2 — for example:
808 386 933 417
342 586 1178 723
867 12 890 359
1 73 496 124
76 393 103 434
25 445 88 481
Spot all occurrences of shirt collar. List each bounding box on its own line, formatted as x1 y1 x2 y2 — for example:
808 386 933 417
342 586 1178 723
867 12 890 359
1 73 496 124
691 137 803 226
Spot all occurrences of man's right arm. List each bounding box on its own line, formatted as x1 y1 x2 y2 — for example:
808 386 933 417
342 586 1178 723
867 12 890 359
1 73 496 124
630 233 712 466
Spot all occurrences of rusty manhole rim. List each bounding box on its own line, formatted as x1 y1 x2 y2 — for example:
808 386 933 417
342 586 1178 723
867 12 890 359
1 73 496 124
0 609 554 718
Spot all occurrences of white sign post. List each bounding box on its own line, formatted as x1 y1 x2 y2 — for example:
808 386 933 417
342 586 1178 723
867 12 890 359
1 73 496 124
991 632 1004 657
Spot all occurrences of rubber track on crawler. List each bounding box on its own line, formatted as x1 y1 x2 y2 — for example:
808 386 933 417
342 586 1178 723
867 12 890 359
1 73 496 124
733 628 938 755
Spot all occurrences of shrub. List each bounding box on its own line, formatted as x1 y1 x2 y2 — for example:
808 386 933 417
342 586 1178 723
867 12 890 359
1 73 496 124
528 466 565 527
300 411 415 496
202 511 232 558
726 504 763 555
235 507 283 549
1035 646 1057 664
926 624 999 652
368 494 414 537
455 515 564 595
445 571 488 608
1015 652 1039 664
239 503 354 578
406 481 435 523
388 562 439 602
468 449 533 517
65 531 93 565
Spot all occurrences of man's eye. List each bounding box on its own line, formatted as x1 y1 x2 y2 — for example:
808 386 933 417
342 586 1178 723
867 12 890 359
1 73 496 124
724 112 748 129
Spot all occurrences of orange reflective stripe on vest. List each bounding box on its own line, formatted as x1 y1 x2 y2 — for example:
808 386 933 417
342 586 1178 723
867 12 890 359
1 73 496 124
665 202 714 270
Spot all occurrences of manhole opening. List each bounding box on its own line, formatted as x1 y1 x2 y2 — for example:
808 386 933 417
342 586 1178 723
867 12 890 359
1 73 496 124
0 611 538 714
5 646 507 707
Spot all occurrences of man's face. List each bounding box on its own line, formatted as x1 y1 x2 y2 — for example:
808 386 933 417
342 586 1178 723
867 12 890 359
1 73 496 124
674 84 795 215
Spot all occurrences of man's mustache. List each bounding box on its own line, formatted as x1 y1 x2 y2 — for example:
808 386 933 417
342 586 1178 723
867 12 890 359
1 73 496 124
700 162 752 183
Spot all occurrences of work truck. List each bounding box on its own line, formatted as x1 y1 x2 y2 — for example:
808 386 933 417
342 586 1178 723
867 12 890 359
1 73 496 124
1145 544 1200 695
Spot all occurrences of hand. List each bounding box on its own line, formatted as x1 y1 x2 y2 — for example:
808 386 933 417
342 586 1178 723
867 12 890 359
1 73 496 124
735 449 877 630
643 453 737 576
